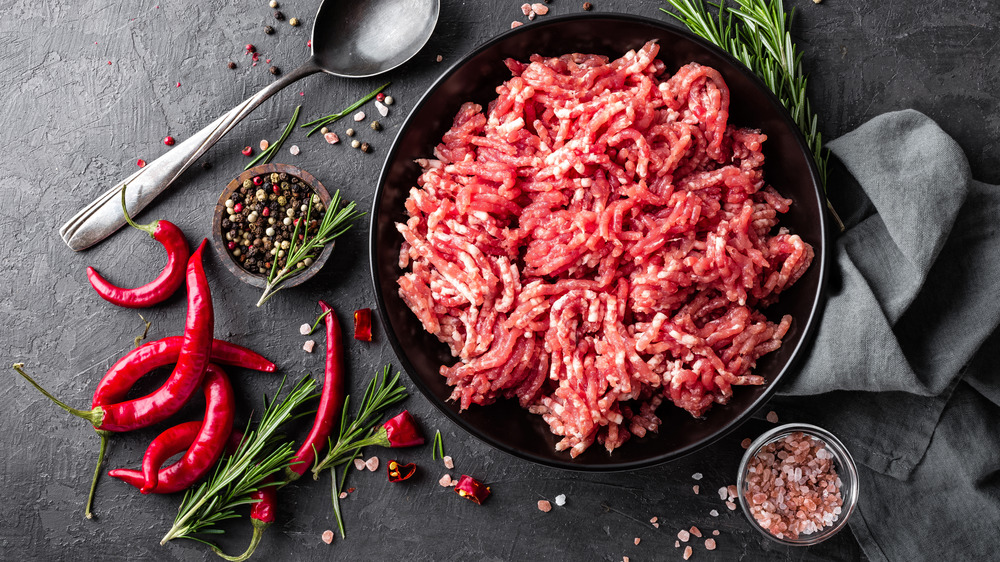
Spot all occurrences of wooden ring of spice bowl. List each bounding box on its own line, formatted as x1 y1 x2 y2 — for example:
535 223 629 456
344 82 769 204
211 163 334 289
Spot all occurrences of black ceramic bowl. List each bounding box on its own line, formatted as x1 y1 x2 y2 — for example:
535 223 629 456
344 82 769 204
370 13 827 470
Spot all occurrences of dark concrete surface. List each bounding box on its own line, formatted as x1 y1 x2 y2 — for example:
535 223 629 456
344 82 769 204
1 0 996 560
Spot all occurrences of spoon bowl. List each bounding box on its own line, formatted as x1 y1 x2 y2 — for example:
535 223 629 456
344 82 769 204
60 0 439 251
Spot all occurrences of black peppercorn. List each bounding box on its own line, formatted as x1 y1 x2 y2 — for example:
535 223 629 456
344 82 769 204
221 218 232 229
582 2 593 9
360 142 371 153
269 66 281 76
264 25 275 35
227 61 237 69
274 10 284 20
201 161 212 170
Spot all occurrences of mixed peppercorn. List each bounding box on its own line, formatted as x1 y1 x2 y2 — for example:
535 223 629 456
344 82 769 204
221 172 326 276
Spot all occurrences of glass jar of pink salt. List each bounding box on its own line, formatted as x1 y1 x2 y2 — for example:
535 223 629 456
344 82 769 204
737 423 859 545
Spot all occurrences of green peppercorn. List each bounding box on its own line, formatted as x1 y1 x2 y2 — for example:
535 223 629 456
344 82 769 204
243 179 252 189
361 142 371 153
264 25 275 35
289 17 300 26
371 121 382 131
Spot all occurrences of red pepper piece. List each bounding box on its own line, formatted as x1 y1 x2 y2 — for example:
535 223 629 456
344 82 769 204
353 308 372 341
86 186 190 308
386 460 417 482
140 364 235 493
455 475 491 505
92 337 274 408
110 429 245 492
13 240 214 433
370 410 425 448
286 301 345 480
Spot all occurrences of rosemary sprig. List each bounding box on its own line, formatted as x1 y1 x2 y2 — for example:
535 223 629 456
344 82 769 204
311 366 408 537
431 430 445 460
662 0 844 230
245 105 301 170
301 82 390 137
256 189 364 307
160 375 318 546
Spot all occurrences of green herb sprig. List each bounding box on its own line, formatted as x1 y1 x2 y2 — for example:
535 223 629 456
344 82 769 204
160 376 318 546
311 366 409 538
245 105 301 170
301 82 390 137
256 190 364 307
662 0 844 230
431 430 445 460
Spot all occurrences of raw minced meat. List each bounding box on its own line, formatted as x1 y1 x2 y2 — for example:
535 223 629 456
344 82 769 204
395 40 813 457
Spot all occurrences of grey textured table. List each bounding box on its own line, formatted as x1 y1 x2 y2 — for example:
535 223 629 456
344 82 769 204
2 1 997 560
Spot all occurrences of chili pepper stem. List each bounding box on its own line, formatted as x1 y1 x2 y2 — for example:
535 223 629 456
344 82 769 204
12 363 103 426
120 185 157 237
210 518 270 562
85 431 109 519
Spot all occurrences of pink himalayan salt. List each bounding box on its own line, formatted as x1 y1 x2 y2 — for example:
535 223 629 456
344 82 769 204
683 545 693 560
321 530 334 544
690 526 702 538
677 529 690 542
511 21 523 28
537 500 552 512
705 538 717 550
365 456 379 471
531 3 549 14
520 3 532 15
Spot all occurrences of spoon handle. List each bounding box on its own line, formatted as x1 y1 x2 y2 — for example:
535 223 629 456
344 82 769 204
59 60 322 251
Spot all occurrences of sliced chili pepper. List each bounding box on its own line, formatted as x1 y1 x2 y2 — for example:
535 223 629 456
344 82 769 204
386 460 417 482
93 337 274 407
285 301 344 480
369 410 425 448
455 474 491 505
140 364 235 493
110 428 245 494
86 186 190 308
14 240 214 432
353 308 372 341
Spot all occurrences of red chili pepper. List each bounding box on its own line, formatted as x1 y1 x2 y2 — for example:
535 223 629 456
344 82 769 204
139 364 235 493
353 308 372 341
455 475 491 504
386 460 417 482
92 337 274 407
14 240 214 432
86 186 190 308
369 410 425 448
286 301 345 480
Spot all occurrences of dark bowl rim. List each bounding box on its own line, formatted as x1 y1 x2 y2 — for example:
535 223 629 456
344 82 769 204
369 12 828 471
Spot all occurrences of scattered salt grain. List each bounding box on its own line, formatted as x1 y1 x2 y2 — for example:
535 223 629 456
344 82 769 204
677 529 690 542
531 3 548 14
321 530 334 544
725 501 737 511
717 487 728 501
554 494 566 506
511 21 523 28
438 474 453 487
683 545 693 560
623 557 629 562
324 132 340 144
260 139 269 151
353 111 366 121
339 491 347 499
365 456 379 471
375 100 389 117
652 522 659 528
727 485 738 500
674 540 680 548
741 438 753 449
712 530 719 536
302 340 315 353
704 538 716 551
634 537 640 545
649 516 658 524
520 3 532 15
692 485 699 494
766 410 779 423
299 323 311 335
528 11 536 20
691 472 703 480
537 500 552 512
435 55 443 62
353 458 366 471
443 455 454 469
289 144 300 155
709 509 719 517
690 526 702 538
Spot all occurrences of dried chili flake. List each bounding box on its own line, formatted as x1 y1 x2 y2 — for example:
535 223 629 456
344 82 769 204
387 460 417 482
353 308 372 341
455 475 490 504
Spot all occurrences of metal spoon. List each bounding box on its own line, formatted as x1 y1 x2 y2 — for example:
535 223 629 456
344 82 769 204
60 0 439 251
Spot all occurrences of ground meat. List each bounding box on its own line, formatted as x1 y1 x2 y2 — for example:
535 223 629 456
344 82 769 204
396 40 814 457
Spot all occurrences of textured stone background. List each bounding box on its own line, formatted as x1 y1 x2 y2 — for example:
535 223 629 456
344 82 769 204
1 0 996 560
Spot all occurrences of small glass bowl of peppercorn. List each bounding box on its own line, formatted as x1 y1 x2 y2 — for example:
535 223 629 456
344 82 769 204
212 163 334 288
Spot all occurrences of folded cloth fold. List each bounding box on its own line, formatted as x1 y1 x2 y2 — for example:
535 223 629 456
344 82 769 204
774 109 1000 561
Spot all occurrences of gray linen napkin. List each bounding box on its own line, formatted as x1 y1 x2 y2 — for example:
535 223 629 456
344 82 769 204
774 109 1000 561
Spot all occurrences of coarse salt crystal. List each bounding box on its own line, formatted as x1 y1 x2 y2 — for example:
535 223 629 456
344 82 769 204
692 472 703 480
302 340 315 353
634 537 640 545
354 458 366 470
693 485 699 494
260 139 269 151
623 557 629 562
438 474 453 487
365 457 379 471
339 491 347 499
741 438 752 449
538 500 552 512
709 509 719 517
725 501 737 511
690 526 701 538
299 323 311 335
705 538 717 550
678 530 690 542
443 455 454 469
766 410 779 423
511 21 523 28
718 487 728 500
683 545 693 560
321 530 334 544
520 3 532 15
354 111 366 121
712 530 719 536
324 132 340 144
553 494 565 506
652 522 659 528
289 144 300 155
435 55 443 62
375 100 389 117
649 516 658 524
531 3 548 14
727 485 738 500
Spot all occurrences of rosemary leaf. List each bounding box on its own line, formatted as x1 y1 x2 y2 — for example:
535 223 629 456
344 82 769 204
245 105 301 170
302 82 390 136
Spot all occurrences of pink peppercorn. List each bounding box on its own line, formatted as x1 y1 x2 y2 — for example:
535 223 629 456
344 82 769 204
233 203 243 213
253 175 263 186
242 146 253 157
227 241 236 250
262 207 270 217
137 159 146 167
163 136 175 146
272 185 280 194
245 44 255 53
376 92 386 102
